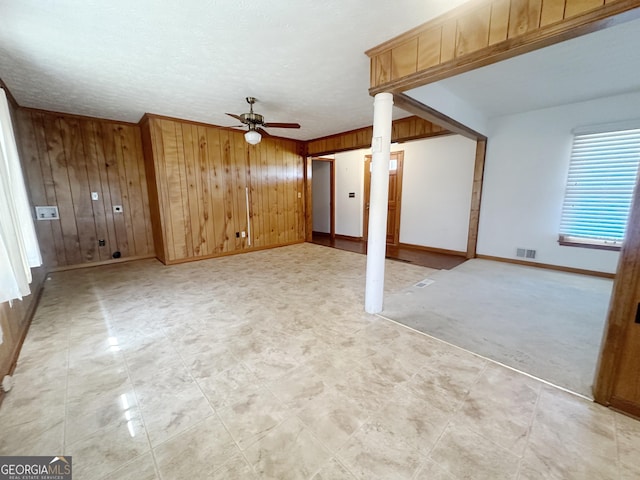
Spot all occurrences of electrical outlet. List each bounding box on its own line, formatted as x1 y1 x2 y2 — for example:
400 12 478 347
98 239 106 246
235 232 240 238
91 192 99 201
241 231 246 238
35 206 59 220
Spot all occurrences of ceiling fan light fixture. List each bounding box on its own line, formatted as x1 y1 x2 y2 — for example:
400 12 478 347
245 129 261 145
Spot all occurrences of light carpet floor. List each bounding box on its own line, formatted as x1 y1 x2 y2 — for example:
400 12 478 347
382 258 613 397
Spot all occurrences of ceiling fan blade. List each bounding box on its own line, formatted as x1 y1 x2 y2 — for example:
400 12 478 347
256 127 271 137
226 113 244 122
263 122 301 129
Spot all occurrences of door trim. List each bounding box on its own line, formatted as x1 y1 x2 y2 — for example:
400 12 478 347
310 157 335 239
363 151 404 245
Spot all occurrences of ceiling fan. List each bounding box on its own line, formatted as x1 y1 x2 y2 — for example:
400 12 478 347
227 97 301 145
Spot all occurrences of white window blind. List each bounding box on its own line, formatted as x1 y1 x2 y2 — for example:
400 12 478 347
559 127 640 246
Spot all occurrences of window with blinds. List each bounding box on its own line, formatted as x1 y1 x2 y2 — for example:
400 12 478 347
559 127 640 250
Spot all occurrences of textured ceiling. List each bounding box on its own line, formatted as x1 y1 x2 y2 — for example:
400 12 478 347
0 0 469 141
409 16 640 121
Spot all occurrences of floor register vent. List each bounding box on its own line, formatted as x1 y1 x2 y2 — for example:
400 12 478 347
516 248 536 259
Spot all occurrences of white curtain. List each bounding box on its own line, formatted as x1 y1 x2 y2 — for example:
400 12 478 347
0 88 42 304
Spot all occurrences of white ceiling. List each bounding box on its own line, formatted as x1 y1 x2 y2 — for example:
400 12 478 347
0 0 469 141
409 16 640 121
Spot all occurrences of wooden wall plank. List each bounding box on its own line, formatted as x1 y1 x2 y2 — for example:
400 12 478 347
306 116 451 157
456 5 492 56
79 120 110 261
13 108 151 268
197 125 214 256
441 20 458 62
509 0 543 37
140 115 304 264
565 0 605 17
95 121 123 261
417 27 442 71
44 115 83 265
540 0 567 25
121 124 151 256
181 124 204 256
131 125 154 256
140 118 166 263
206 127 226 253
60 117 97 263
106 124 135 257
366 0 639 94
232 130 248 249
15 110 58 266
489 0 512 44
391 39 419 80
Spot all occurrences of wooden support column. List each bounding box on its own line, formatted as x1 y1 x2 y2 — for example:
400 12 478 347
467 139 487 259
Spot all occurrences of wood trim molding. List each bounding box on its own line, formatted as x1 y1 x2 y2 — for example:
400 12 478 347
304 157 313 242
593 172 640 405
367 0 640 94
398 242 467 257
467 139 487 259
334 234 363 241
20 106 140 126
306 115 451 157
310 157 336 238
475 254 616 279
140 113 304 144
49 254 157 272
393 93 486 140
162 239 305 265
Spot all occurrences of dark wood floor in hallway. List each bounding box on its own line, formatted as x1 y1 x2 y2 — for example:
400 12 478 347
310 233 467 270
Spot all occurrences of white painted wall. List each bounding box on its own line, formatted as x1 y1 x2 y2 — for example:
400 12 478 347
405 83 489 136
312 160 331 233
331 135 476 247
399 135 476 251
477 91 640 274
334 149 365 238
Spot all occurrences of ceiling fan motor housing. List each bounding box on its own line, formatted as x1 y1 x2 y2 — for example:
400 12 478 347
240 112 264 126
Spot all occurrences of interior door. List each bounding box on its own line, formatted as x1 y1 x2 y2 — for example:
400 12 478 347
363 151 404 245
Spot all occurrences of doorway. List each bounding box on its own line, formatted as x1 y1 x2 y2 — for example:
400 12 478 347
311 157 335 238
363 151 404 246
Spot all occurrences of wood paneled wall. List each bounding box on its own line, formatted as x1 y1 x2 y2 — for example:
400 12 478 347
366 0 640 93
14 109 154 268
0 268 45 400
141 115 305 264
306 115 449 156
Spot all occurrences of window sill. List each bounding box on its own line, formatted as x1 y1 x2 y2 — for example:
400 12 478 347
558 237 621 252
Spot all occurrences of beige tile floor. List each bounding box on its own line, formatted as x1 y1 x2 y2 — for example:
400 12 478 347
1 243 639 479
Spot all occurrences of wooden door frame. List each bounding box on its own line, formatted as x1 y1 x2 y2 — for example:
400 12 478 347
309 157 335 239
363 151 404 245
